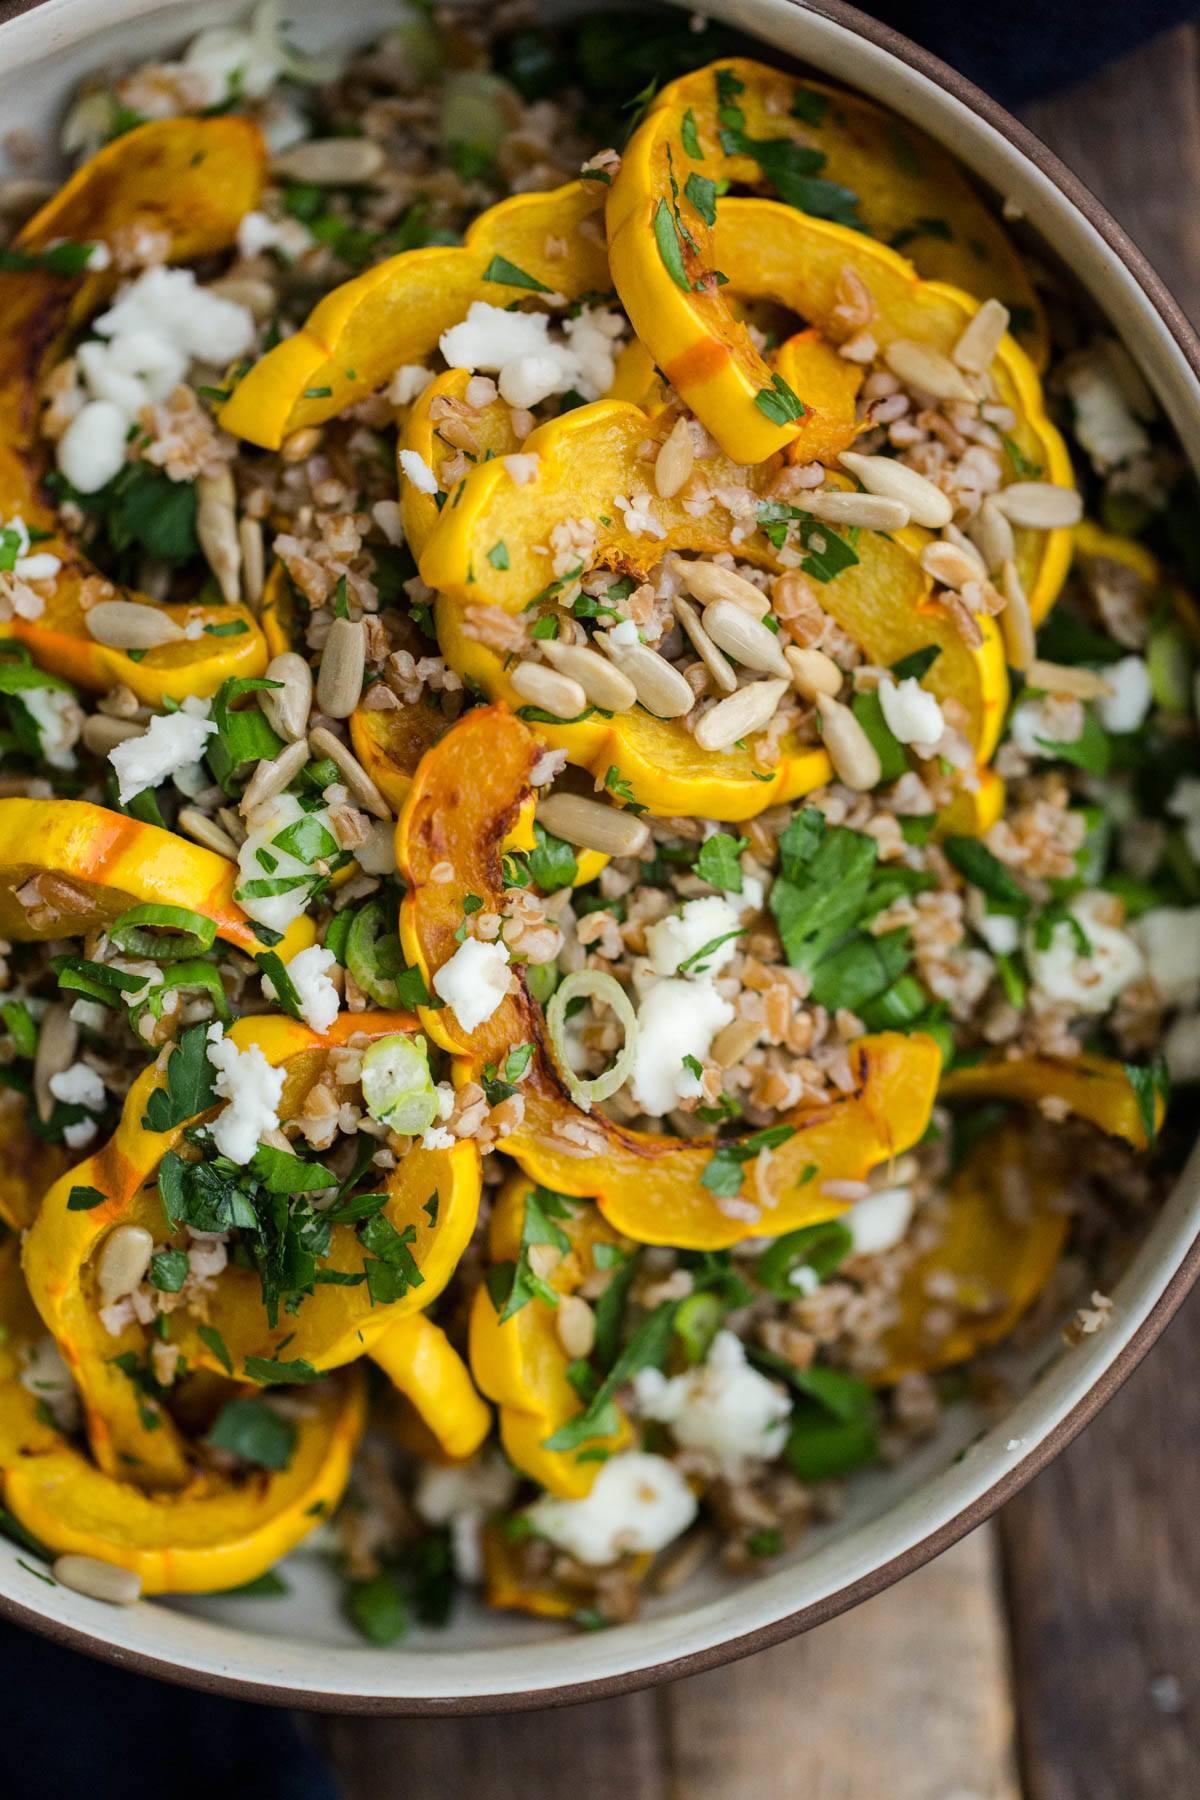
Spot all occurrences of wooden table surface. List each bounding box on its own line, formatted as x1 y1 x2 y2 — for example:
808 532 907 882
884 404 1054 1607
318 30 1200 1797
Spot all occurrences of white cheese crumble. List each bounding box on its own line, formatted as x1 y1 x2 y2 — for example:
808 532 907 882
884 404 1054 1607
629 976 733 1115
1007 695 1074 759
1025 889 1144 1014
876 674 944 747
503 452 540 486
387 365 434 405
205 1023 285 1165
414 1453 517 1585
57 399 129 494
355 818 398 876
265 944 340 1033
0 515 61 583
633 1331 791 1475
608 619 640 647
108 698 215 806
966 888 1021 956
1132 906 1200 1004
1062 350 1151 471
48 1061 106 1112
398 448 438 494
645 895 742 979
524 1451 697 1567
1096 655 1153 734
95 266 256 365
19 686 80 769
236 791 338 932
432 937 511 1032
844 1185 915 1256
440 300 622 412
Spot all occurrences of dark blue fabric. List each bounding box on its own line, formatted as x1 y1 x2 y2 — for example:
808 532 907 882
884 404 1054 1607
0 1618 338 1800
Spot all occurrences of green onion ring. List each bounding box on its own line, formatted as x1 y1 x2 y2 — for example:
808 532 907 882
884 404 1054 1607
345 899 406 1006
109 904 218 962
544 969 638 1113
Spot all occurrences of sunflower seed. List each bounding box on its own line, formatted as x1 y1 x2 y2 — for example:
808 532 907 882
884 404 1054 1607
178 807 240 859
85 601 185 650
883 338 977 403
693 678 789 752
316 618 366 719
673 594 737 694
280 426 322 464
307 725 393 820
921 539 987 591
837 450 953 528
33 1002 77 1123
238 516 265 608
555 1293 597 1358
510 660 587 719
540 640 637 711
972 497 1016 573
701 599 791 676
671 558 770 617
1026 658 1114 699
96 1224 154 1305
52 1555 142 1606
793 488 910 531
81 714 143 755
817 696 882 790
195 467 240 606
784 644 842 700
259 651 312 743
240 737 310 815
952 298 1011 373
536 792 650 858
600 637 694 718
654 416 695 499
999 559 1035 671
207 274 277 321
272 138 386 185
992 481 1084 529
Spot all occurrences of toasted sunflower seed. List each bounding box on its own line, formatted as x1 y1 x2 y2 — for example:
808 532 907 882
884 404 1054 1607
992 481 1084 529
258 651 312 743
81 714 143 755
693 678 789 752
883 338 977 403
536 792 650 858
817 695 882 791
837 450 953 528
654 416 695 499
96 1224 154 1305
316 618 366 720
178 807 240 859
85 601 185 650
784 644 843 700
238 515 265 608
52 1555 141 1606
794 488 910 532
1026 658 1114 699
195 467 240 606
307 726 394 821
601 637 695 718
540 640 637 711
555 1292 597 1358
510 660 587 719
701 599 791 677
671 558 771 618
673 594 738 695
999 559 1035 671
952 298 1011 373
32 1002 77 1124
240 738 310 815
272 138 386 184
921 539 987 591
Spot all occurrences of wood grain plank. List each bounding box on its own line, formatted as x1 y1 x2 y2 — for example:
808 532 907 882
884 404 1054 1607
1024 23 1200 318
661 1527 1020 1800
1002 26 1200 1800
317 1686 667 1800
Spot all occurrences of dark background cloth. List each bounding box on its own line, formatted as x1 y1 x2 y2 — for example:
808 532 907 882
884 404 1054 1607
0 3 1195 1796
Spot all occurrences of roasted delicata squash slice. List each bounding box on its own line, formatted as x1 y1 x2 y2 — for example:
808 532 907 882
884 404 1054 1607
0 796 313 959
941 1051 1164 1149
397 707 942 1249
0 1089 69 1232
0 118 268 704
469 1171 633 1497
621 61 1046 366
399 367 522 558
873 1123 1069 1383
219 182 609 449
370 1311 490 1462
348 695 451 815
772 327 864 464
22 1013 480 1488
419 398 1008 814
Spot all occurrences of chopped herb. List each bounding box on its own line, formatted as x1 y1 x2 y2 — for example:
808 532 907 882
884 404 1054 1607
141 1023 217 1132
243 1355 322 1385
197 1324 233 1376
487 540 509 570
148 1247 189 1293
684 171 718 226
542 1298 679 1452
1124 1055 1170 1147
481 254 553 293
943 837 1030 915
344 1570 407 1645
680 107 703 157
206 1396 296 1471
695 831 748 893
701 1125 797 1199
653 196 691 292
677 927 745 975
891 645 941 681
66 1184 107 1211
754 372 807 426
1002 434 1043 479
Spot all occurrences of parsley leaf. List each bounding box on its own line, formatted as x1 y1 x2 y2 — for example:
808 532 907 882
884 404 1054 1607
481 254 552 293
141 1023 217 1132
206 1396 296 1471
1124 1055 1170 1146
695 831 749 892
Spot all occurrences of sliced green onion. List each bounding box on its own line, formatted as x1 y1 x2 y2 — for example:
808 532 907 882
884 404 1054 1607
109 904 218 962
859 972 927 1030
131 959 231 1030
361 1034 439 1135
1 1001 37 1059
345 900 407 1006
757 1221 854 1300
673 1291 723 1364
525 960 559 1006
324 908 355 967
1146 617 1194 714
544 970 638 1113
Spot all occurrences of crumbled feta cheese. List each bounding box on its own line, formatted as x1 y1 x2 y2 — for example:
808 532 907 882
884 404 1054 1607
19 686 80 769
56 399 128 494
498 351 570 410
182 10 283 103
1063 350 1151 471
266 944 340 1033
441 301 623 418
387 365 434 406
236 791 337 933
844 1185 914 1256
524 1452 697 1567
1008 695 1076 759
399 448 438 494
0 515 61 583
48 1060 106 1112
876 674 944 747
503 452 540 486
561 306 624 399
1167 777 1200 863
96 266 254 366
414 1453 517 1584
77 329 186 413
739 872 766 916
205 1023 285 1165
432 937 511 1031
967 888 1020 956
440 300 555 373
63 1119 99 1150
1133 906 1200 1003
645 895 742 979
355 818 398 875
1025 889 1144 1014
629 976 733 1115
1097 655 1153 734
633 1331 791 1474
236 209 312 261
608 618 640 647
108 700 216 806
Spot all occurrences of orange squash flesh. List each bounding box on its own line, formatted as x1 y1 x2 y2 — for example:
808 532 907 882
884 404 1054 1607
397 706 941 1250
941 1051 1163 1149
0 118 269 704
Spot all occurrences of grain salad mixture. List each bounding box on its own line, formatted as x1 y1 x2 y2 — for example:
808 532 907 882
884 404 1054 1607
0 1 1194 1635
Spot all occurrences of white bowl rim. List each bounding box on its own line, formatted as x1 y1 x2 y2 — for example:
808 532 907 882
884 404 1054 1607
0 0 1197 1714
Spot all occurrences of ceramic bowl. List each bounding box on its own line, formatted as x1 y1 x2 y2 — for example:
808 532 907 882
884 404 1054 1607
0 0 1197 1714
